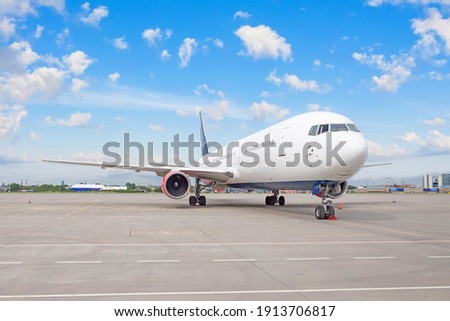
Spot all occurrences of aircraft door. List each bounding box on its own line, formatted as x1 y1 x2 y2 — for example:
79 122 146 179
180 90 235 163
278 127 290 156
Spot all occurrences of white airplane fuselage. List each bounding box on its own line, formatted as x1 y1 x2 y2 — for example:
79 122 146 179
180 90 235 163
199 111 368 191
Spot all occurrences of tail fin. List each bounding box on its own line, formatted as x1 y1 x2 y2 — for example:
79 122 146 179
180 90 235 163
199 110 209 156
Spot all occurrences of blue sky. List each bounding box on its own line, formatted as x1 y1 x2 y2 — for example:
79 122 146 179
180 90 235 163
1 0 450 186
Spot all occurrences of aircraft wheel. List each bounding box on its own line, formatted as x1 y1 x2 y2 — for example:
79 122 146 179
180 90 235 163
315 205 326 220
270 196 277 205
278 196 285 206
189 196 197 206
198 196 206 206
326 205 335 218
265 196 270 205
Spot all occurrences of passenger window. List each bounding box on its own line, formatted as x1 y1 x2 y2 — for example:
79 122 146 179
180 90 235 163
330 124 348 132
308 125 318 136
318 124 329 135
347 124 360 132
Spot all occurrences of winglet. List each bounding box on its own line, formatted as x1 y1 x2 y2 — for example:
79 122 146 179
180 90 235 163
199 110 209 156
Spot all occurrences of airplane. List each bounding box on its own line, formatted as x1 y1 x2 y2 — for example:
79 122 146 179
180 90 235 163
43 111 372 220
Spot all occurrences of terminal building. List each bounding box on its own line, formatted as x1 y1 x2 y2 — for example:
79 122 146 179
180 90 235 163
423 173 450 192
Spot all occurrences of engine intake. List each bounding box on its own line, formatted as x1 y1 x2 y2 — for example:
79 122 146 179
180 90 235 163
328 181 348 199
161 171 190 199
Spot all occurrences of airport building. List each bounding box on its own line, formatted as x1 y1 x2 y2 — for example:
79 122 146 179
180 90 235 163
422 173 450 192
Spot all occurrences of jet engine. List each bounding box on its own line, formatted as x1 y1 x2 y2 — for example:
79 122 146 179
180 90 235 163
327 181 348 199
161 171 190 199
312 181 348 199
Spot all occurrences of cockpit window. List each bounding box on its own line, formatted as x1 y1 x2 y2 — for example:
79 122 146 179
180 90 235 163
330 123 348 132
347 123 360 132
318 124 329 135
308 125 318 136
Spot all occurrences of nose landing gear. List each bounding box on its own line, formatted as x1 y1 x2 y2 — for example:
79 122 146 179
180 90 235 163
314 186 337 220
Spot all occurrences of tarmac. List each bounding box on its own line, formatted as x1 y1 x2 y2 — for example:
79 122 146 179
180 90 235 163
0 192 449 301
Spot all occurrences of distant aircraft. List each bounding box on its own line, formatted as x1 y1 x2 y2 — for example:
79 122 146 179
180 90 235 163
44 111 375 219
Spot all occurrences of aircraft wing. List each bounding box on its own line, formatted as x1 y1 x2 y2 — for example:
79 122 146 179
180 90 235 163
363 162 392 168
41 159 234 183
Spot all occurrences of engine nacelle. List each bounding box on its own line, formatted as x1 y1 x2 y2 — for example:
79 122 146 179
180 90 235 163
161 171 190 199
328 181 348 199
312 181 348 199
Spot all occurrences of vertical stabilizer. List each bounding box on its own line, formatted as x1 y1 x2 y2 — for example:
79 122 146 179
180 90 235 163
199 111 209 156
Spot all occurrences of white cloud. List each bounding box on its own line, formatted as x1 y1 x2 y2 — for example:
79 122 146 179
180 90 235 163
113 36 128 50
56 27 69 47
0 16 16 41
353 52 415 91
176 109 193 117
80 3 109 27
47 111 92 127
10 41 40 66
7 67 65 101
368 0 450 6
178 38 197 68
251 100 289 120
412 8 450 57
367 140 408 157
204 99 229 121
34 24 44 38
0 104 28 139
399 130 450 153
283 73 320 92
234 25 292 61
400 131 423 143
30 131 41 141
426 130 450 151
195 84 215 96
63 50 93 75
428 71 445 80
142 28 170 47
161 49 171 61
234 11 251 20
313 59 322 67
0 0 64 17
108 72 120 83
149 124 163 132
266 70 329 92
71 78 89 93
266 69 282 86
424 117 447 126
142 28 162 46
213 39 224 48
307 103 331 112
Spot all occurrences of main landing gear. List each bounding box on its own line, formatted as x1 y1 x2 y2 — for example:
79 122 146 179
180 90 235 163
265 190 285 206
189 178 214 206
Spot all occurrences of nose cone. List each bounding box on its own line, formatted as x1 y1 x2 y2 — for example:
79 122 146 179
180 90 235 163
339 133 368 175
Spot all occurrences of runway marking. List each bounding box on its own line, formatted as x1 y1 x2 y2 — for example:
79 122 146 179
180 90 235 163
59 199 102 220
286 257 330 261
137 260 180 263
1 285 450 299
428 256 450 259
213 259 256 262
340 221 424 237
354 256 396 260
304 234 373 238
0 261 22 265
56 261 103 264
3 239 450 247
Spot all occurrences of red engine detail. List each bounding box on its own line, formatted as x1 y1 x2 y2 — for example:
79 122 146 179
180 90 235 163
161 171 190 199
